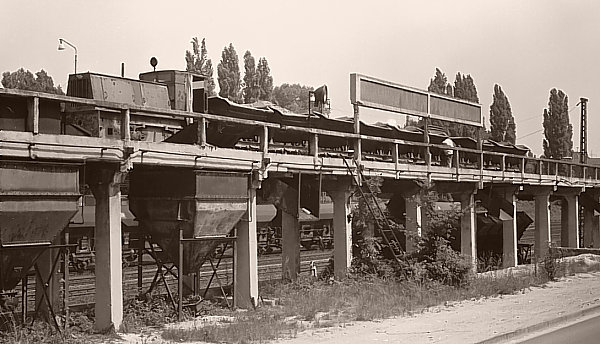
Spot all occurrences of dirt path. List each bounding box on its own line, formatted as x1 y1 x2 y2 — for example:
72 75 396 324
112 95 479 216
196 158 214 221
272 271 600 344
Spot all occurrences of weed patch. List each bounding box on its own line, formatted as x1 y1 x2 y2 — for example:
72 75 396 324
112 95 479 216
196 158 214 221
162 311 301 343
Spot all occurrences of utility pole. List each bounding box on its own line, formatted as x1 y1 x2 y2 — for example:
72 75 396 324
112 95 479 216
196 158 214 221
580 97 588 164
579 97 588 248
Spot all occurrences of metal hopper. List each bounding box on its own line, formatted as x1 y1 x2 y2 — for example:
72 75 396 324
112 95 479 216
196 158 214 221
129 168 248 274
0 160 80 290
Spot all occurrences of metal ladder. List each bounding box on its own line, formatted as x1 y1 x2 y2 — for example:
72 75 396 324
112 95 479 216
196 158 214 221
343 158 404 262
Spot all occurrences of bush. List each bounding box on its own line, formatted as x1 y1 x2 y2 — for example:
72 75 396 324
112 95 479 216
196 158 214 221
540 248 562 281
414 236 473 287
349 237 396 280
121 294 179 333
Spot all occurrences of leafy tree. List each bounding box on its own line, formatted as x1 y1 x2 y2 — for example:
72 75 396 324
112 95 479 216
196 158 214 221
1 68 64 94
489 84 516 143
185 37 216 96
271 83 313 113
256 57 273 101
543 88 573 159
217 43 242 103
242 51 259 104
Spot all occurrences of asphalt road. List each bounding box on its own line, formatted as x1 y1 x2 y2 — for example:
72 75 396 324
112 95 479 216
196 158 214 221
519 314 600 344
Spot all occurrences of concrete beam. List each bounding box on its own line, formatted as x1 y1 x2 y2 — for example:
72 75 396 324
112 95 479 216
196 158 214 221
88 167 125 332
329 184 353 279
234 186 259 309
405 198 422 253
560 195 580 248
500 189 518 268
583 207 599 248
281 210 300 281
534 190 552 259
460 191 477 271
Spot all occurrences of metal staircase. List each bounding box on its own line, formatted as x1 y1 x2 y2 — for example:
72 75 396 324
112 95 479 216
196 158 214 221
343 158 404 262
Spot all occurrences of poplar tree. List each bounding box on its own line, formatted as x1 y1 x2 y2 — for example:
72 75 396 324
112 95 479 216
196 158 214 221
426 69 481 137
242 50 259 104
451 73 480 137
453 72 479 103
428 68 451 95
256 57 273 101
185 37 216 96
426 68 452 132
489 84 516 143
217 43 242 103
543 88 573 159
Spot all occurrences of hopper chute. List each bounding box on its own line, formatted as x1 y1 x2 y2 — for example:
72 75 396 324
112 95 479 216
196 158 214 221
0 161 80 290
129 168 248 274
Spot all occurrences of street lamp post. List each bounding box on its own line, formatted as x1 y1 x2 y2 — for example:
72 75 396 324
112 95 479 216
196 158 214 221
58 38 78 74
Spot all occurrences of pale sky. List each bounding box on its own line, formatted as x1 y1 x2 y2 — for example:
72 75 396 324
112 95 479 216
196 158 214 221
2 1 599 156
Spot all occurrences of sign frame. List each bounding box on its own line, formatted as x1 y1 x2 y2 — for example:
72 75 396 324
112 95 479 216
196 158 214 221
350 73 483 127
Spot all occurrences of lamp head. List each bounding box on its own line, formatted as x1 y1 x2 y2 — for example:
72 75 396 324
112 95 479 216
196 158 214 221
313 85 328 107
58 39 65 51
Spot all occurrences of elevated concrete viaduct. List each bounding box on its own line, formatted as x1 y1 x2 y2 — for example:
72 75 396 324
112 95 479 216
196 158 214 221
1 73 599 331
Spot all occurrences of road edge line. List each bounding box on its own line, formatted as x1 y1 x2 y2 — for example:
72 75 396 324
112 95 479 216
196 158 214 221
475 303 600 344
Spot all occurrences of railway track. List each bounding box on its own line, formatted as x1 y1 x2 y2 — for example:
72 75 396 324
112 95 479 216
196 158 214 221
17 250 333 310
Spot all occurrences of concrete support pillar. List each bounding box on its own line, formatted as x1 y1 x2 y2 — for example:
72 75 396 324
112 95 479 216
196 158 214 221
281 210 300 281
89 168 124 332
583 208 597 248
534 192 552 259
35 236 61 321
460 192 477 270
331 188 353 279
501 191 518 268
234 186 258 309
560 195 580 248
405 198 422 253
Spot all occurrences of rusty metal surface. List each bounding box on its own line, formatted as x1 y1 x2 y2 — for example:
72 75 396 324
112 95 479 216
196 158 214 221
0 161 80 193
0 96 27 131
137 219 231 274
193 201 246 236
139 70 205 112
0 207 76 244
0 248 45 290
261 178 298 216
0 160 80 290
130 168 248 273
195 172 248 200
67 73 170 109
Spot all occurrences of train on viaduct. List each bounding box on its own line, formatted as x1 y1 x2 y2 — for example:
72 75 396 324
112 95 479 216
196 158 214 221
1 66 599 332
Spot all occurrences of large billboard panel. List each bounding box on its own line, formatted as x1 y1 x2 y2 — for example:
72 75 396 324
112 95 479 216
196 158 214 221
350 73 482 127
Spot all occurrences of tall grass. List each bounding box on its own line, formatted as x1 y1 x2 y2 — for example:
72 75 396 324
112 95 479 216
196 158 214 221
161 271 548 343
162 313 300 344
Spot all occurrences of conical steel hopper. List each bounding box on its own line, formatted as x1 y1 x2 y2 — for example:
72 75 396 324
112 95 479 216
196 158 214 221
0 161 80 290
129 167 248 274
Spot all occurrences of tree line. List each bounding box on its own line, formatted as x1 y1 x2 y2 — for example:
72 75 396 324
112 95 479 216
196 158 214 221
184 37 312 113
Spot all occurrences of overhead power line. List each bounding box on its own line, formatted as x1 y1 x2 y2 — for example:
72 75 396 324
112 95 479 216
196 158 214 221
517 129 543 140
517 104 580 124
